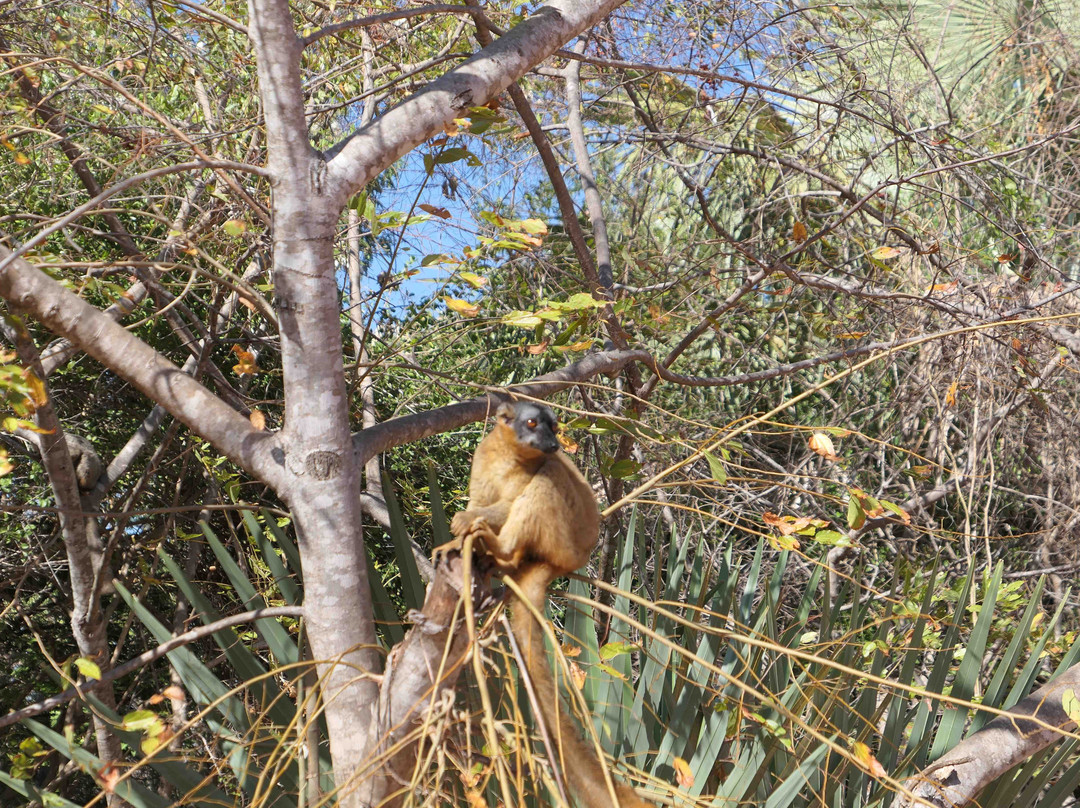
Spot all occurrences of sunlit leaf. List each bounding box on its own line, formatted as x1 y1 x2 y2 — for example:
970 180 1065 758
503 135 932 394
871 245 901 260
458 271 488 288
73 657 101 680
230 344 257 376
703 450 727 484
418 203 451 219
443 297 480 317
809 431 840 461
673 756 694 788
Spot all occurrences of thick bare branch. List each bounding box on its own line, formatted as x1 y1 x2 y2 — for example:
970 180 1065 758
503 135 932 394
353 349 651 466
894 662 1080 808
324 0 628 207
0 244 283 487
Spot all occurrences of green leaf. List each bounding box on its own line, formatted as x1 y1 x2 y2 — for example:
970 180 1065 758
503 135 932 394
1063 688 1080 724
73 657 101 680
813 529 850 547
846 494 865 530
607 458 641 479
596 662 627 680
502 310 543 328
434 147 481 166
121 709 161 732
703 450 727 484
421 253 451 267
599 641 636 661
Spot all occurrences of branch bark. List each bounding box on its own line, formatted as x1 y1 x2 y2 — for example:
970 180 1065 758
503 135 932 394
0 244 282 486
324 0 628 206
894 662 1080 808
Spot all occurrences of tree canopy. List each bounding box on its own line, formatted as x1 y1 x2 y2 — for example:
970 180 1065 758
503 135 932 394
1 1 1079 807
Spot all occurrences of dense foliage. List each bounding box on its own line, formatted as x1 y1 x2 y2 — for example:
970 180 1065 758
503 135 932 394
1 0 1079 805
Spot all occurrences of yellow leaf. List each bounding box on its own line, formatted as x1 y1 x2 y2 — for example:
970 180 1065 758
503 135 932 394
945 380 957 407
518 218 548 235
561 643 582 658
443 297 480 317
0 449 13 476
871 245 901 260
557 431 578 453
13 152 31 165
673 756 694 788
230 344 258 376
140 734 166 755
836 331 867 340
24 370 48 408
162 685 185 701
769 532 800 551
851 741 886 777
458 271 488 288
792 221 807 243
809 431 839 461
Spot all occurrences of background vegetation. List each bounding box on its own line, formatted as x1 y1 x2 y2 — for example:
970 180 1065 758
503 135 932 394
1 0 1079 806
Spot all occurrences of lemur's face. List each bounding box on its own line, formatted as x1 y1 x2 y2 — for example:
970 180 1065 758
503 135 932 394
497 402 559 455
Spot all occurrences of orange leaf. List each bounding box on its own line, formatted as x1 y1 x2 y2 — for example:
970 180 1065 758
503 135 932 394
851 741 886 777
249 410 266 430
99 762 121 794
24 370 48 408
526 341 548 355
792 221 808 243
561 643 582 658
418 203 451 220
230 344 258 376
569 659 586 690
809 431 840 461
162 685 185 701
945 380 957 407
763 512 815 536
557 431 579 453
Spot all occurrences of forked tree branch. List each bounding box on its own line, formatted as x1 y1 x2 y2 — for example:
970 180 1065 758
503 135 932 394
0 245 282 488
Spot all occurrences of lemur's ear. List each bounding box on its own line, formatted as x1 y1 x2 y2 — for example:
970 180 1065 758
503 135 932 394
495 402 515 422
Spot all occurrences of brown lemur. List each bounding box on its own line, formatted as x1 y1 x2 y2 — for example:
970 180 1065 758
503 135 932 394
435 401 652 808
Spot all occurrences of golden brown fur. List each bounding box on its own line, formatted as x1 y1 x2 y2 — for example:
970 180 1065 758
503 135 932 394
436 402 651 808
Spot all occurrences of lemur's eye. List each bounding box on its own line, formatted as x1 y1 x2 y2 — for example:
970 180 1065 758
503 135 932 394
526 418 538 429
